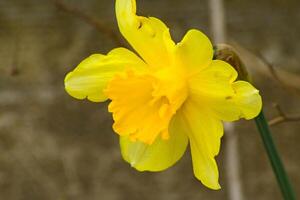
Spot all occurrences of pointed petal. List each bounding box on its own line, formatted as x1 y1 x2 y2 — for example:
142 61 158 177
115 0 175 68
120 116 188 172
176 100 223 190
189 60 262 121
175 29 213 73
64 48 146 102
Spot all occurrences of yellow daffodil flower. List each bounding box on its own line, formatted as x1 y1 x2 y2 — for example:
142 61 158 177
64 0 262 190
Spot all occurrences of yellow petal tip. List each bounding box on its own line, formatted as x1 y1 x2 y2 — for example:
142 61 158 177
210 183 221 190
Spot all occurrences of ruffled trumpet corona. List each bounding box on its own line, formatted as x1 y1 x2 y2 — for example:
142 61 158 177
64 0 262 189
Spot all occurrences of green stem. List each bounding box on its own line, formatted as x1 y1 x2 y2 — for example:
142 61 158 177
214 45 296 199
254 112 296 200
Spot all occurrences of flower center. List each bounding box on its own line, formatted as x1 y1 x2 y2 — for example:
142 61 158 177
106 68 188 144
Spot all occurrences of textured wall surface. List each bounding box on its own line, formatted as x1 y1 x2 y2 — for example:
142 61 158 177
0 0 299 199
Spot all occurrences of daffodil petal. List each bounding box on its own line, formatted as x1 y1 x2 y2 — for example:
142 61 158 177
189 60 261 121
120 116 188 171
115 0 175 68
175 29 213 73
215 81 262 121
176 100 223 190
64 48 146 102
189 60 237 98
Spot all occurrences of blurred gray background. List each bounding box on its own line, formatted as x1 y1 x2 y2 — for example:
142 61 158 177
0 0 299 199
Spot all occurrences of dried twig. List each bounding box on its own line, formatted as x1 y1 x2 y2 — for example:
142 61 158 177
257 53 300 97
269 103 300 126
52 0 125 46
209 0 244 199
10 33 20 76
232 43 300 91
209 0 226 43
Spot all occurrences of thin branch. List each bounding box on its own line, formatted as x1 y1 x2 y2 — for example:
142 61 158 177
52 0 125 46
269 103 300 126
209 0 226 43
10 32 20 76
257 53 300 97
224 123 245 200
209 1 244 200
232 42 300 91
